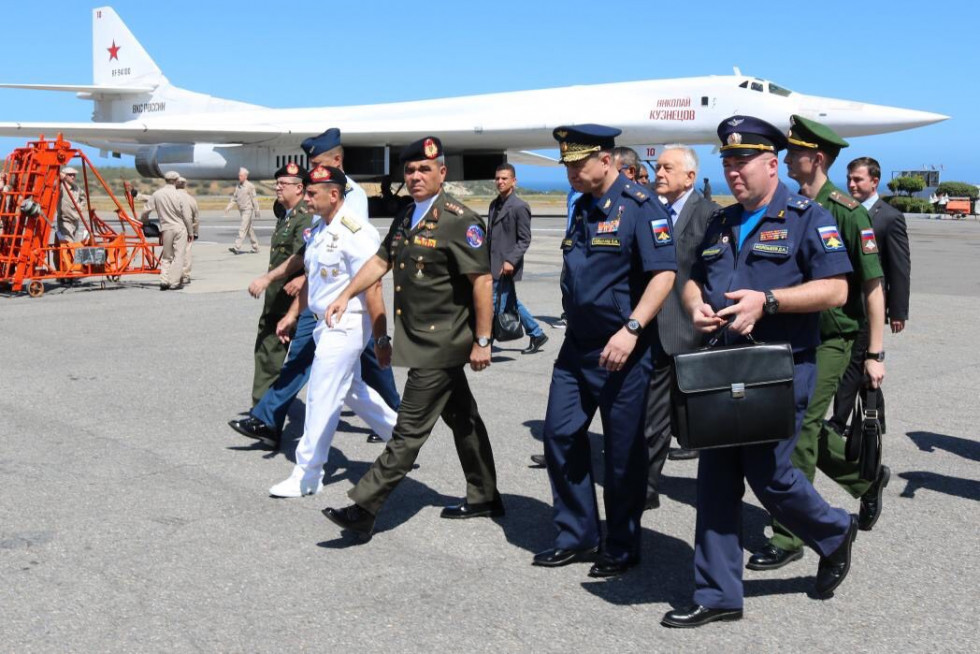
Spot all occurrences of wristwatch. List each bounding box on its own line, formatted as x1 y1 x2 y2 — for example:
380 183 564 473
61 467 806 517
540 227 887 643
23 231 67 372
625 318 643 335
475 336 491 348
763 290 780 315
376 335 392 348
865 351 885 362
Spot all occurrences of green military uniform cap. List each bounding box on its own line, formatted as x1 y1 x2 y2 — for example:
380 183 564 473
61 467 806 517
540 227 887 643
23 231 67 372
787 114 850 158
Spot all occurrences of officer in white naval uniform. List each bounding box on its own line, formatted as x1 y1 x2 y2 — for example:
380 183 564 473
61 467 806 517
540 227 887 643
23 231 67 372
269 165 397 498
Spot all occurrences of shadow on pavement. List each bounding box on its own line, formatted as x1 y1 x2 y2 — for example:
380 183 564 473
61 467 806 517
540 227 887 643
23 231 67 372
906 431 980 463
898 470 980 502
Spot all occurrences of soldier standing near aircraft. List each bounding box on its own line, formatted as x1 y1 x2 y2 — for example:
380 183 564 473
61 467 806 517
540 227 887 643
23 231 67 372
176 176 198 286
57 166 86 241
227 167 261 254
142 171 193 291
746 115 886 573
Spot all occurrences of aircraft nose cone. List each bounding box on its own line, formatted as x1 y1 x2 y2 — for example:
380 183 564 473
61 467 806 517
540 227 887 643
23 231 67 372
799 95 949 138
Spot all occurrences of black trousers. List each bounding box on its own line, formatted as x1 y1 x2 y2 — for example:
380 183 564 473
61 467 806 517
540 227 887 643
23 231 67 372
644 350 673 500
828 323 886 435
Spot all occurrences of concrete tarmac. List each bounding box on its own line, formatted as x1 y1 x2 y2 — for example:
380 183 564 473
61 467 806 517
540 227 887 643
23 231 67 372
1 210 978 652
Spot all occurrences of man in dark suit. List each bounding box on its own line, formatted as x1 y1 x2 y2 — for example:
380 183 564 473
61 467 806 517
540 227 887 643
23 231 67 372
644 145 719 509
488 163 548 354
826 157 911 528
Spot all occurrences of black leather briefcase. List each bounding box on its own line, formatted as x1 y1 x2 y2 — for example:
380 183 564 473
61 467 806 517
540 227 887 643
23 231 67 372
672 335 796 450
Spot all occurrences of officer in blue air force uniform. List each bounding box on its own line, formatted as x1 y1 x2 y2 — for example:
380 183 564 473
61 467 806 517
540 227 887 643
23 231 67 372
533 125 677 577
661 117 859 629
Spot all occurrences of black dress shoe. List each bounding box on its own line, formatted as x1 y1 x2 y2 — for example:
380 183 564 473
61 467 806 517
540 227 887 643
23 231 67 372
532 546 599 567
529 454 546 467
661 605 743 628
440 493 505 519
227 416 278 448
323 504 375 540
746 543 804 571
644 494 661 511
668 447 699 461
588 555 637 578
815 515 858 598
521 334 549 354
858 465 890 531
366 433 384 444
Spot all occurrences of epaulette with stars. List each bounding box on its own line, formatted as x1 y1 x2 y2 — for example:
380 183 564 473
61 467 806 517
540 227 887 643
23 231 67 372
828 190 860 210
444 201 465 216
787 194 812 211
625 185 650 203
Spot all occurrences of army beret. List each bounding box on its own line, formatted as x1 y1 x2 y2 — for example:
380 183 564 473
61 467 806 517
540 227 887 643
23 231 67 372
163 170 180 181
301 128 342 157
308 164 347 188
553 124 621 163
787 114 849 157
274 161 310 185
717 115 788 158
62 166 78 175
400 136 443 163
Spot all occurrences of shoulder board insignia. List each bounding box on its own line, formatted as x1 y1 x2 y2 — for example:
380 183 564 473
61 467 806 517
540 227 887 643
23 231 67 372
629 187 649 202
829 190 859 210
340 215 361 233
788 195 811 211
345 182 353 193
445 202 464 216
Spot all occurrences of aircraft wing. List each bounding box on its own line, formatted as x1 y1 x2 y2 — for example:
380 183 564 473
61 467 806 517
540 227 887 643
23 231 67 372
0 121 286 145
0 83 157 94
505 150 560 167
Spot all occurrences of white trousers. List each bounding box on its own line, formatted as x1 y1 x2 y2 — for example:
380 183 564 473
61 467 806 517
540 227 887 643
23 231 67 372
292 311 397 482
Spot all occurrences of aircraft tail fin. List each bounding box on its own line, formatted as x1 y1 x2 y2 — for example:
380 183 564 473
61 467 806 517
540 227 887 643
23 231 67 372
92 6 166 88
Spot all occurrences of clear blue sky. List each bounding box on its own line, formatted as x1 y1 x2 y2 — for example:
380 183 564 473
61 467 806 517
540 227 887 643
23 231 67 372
0 0 974 192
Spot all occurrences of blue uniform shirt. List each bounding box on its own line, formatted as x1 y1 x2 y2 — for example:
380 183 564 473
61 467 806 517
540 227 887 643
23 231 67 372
561 175 677 343
691 182 852 352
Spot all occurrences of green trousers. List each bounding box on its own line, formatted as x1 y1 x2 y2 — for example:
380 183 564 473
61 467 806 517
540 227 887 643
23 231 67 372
349 366 498 516
252 312 289 406
771 334 874 552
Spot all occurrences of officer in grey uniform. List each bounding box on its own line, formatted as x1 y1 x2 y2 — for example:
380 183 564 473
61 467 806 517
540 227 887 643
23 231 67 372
226 167 261 254
142 171 193 290
321 136 500 540
176 176 199 285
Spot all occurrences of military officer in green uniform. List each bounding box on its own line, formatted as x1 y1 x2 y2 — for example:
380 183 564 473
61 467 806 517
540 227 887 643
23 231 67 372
321 136 500 540
247 162 313 406
748 115 888 571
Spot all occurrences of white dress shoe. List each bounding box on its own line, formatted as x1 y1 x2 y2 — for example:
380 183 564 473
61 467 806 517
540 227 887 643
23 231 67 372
269 469 323 498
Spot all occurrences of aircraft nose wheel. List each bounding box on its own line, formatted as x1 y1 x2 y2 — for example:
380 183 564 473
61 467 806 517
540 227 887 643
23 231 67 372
27 280 45 297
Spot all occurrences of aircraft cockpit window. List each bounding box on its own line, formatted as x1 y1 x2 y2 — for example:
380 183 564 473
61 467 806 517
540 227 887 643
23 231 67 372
739 80 748 89
768 82 792 97
750 82 763 92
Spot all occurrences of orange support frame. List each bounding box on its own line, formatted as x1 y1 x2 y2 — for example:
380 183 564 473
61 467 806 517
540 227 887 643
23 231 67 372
0 134 160 296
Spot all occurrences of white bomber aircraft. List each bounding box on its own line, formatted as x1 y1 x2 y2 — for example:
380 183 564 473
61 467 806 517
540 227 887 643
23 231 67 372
0 6 947 184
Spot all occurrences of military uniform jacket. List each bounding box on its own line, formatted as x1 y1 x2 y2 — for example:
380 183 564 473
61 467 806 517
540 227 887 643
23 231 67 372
561 175 677 345
304 205 380 317
379 190 490 369
264 201 314 316
150 185 193 234
226 180 259 212
178 188 200 234
692 182 853 352
814 181 884 338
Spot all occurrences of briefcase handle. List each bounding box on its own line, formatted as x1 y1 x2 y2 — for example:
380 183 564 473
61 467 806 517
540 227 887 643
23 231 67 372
705 319 759 349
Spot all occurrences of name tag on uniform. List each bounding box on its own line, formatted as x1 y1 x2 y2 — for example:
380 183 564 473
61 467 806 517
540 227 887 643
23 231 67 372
413 235 437 248
561 238 574 250
752 242 790 256
596 218 620 234
701 246 723 258
591 237 621 248
759 229 788 241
